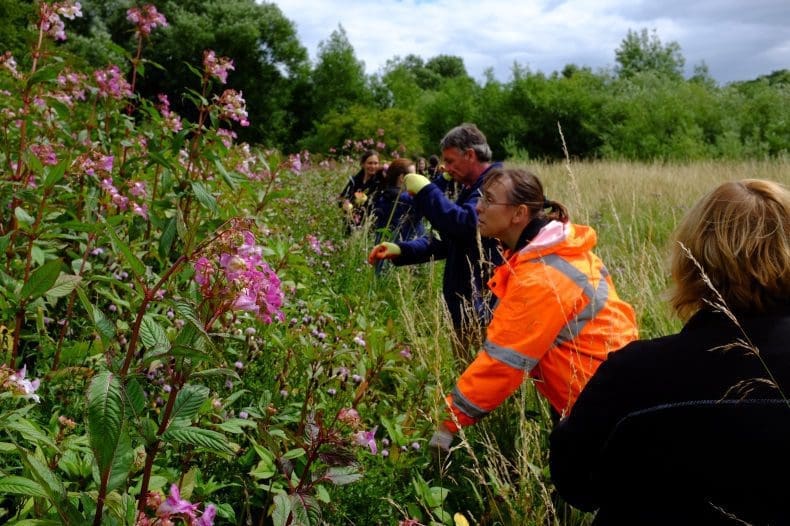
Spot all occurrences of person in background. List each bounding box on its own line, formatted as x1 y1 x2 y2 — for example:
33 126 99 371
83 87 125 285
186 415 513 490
427 167 638 453
415 156 428 176
368 124 504 349
338 149 381 232
372 158 425 244
426 155 441 179
428 154 457 200
550 179 790 525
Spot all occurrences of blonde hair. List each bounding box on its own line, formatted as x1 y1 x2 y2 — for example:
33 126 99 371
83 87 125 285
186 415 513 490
669 179 790 320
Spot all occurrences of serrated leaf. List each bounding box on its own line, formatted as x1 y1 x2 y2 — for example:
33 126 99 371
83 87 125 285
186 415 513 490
158 217 177 258
0 476 48 498
213 159 238 190
323 466 363 486
87 371 124 473
290 494 320 526
93 305 116 343
168 384 209 427
139 314 169 352
124 377 146 416
217 418 256 434
20 259 62 302
191 181 218 214
215 502 235 521
105 430 133 493
20 450 67 505
101 218 146 277
272 493 291 526
162 426 234 454
44 273 82 299
6 419 59 450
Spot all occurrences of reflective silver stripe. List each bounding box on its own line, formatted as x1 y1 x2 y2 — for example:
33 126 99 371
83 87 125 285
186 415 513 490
484 340 539 372
451 386 489 420
538 254 610 347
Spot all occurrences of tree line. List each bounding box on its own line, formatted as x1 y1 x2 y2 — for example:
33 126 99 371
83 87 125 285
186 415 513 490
2 0 787 160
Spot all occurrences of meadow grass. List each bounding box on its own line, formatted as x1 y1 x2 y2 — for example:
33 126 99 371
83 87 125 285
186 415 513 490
293 159 788 525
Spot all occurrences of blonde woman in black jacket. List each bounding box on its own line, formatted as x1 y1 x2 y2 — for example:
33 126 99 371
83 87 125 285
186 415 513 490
550 179 790 525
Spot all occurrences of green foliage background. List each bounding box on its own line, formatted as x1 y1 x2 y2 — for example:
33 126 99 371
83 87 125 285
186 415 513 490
1 0 787 161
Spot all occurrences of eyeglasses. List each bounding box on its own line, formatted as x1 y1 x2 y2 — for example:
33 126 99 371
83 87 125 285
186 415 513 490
475 188 516 208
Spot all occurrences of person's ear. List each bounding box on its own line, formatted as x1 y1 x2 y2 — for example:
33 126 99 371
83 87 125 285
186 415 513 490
513 204 530 224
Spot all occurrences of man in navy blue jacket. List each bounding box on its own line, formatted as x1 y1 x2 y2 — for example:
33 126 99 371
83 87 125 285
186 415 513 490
368 124 503 350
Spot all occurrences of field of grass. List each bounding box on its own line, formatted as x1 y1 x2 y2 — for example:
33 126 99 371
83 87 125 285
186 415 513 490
293 158 789 525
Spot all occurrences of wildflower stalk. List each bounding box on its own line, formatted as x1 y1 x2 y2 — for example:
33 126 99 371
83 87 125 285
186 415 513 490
120 255 188 377
136 373 184 515
52 233 96 370
11 186 53 363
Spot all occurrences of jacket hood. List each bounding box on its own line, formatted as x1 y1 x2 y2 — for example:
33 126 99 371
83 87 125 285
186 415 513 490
517 221 597 259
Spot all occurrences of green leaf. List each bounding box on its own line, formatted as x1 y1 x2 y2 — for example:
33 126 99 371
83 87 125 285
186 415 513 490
105 430 133 493
124 378 146 416
158 217 177 258
213 159 238 191
24 453 63 499
316 484 330 503
161 426 234 454
168 384 209 427
283 448 305 460
87 371 124 473
6 418 59 450
26 62 65 88
19 259 62 302
147 150 176 172
272 493 291 526
101 218 146 277
190 181 219 214
14 206 34 226
217 418 256 434
43 159 68 188
139 315 169 353
44 273 82 300
0 476 48 498
323 466 363 486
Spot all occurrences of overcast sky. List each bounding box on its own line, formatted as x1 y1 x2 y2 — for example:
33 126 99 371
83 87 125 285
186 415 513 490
273 0 790 85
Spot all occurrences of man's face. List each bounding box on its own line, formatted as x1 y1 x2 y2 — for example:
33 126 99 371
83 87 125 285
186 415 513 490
441 147 474 184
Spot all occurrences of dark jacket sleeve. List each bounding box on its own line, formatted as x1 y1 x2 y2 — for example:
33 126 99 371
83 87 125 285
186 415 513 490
338 174 357 204
395 232 448 265
412 184 479 240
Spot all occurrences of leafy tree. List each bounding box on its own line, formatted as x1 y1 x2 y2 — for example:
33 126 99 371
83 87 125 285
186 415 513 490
67 0 309 147
301 104 422 157
425 54 469 82
309 25 372 120
0 0 35 63
615 28 685 80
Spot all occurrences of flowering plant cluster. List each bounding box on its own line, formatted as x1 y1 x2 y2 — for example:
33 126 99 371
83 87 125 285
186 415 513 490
0 364 41 403
137 485 216 526
194 227 284 325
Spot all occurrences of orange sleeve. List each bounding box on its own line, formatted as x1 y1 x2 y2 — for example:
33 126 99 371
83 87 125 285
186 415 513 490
443 265 581 431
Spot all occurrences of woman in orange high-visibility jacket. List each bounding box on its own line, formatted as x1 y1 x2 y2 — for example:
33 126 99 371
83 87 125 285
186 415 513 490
429 167 638 452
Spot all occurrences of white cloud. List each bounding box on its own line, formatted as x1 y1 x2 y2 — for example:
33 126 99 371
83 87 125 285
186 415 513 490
272 0 790 83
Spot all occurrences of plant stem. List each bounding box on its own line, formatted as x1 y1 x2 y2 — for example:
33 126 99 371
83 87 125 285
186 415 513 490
120 255 187 377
